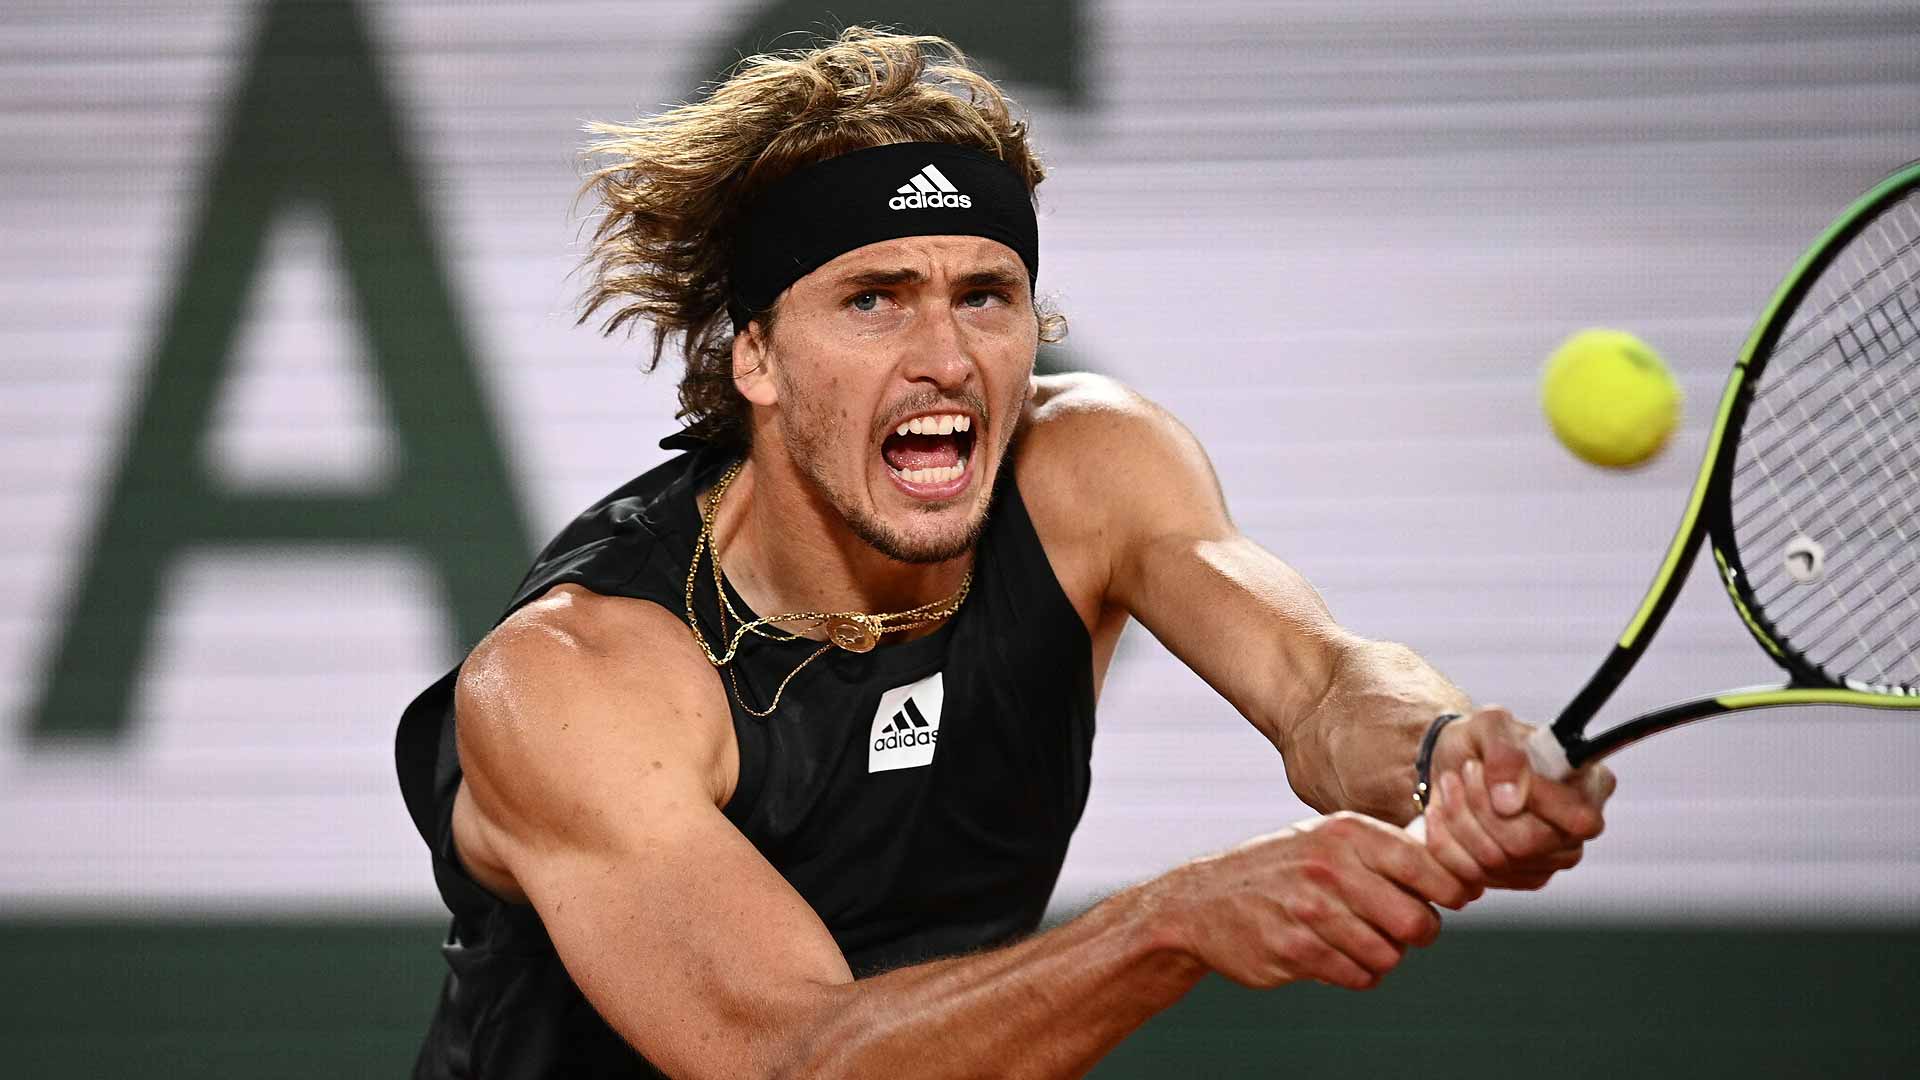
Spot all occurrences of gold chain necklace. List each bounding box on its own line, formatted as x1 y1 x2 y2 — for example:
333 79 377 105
683 458 972 717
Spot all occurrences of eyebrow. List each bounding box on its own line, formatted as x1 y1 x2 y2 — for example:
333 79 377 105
834 266 1027 291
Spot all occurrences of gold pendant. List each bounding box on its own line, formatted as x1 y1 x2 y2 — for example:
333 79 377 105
825 614 880 653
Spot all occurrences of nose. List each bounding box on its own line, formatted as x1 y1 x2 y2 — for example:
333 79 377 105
899 303 974 391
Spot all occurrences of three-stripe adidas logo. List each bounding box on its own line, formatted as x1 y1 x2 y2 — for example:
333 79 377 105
878 699 933 738
869 671 945 772
888 164 973 211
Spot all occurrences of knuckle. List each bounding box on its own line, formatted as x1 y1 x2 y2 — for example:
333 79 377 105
1321 962 1369 991
1323 811 1368 838
1280 927 1332 967
1419 908 1444 944
1568 810 1602 841
1357 937 1405 975
1391 909 1435 944
1518 819 1560 853
1456 855 1488 887
1283 891 1331 925
1299 855 1342 889
1379 844 1418 882
1475 704 1516 724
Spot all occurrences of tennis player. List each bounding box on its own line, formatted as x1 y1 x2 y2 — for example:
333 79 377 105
395 27 1614 1079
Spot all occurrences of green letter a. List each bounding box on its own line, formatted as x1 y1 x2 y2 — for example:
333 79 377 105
29 0 531 741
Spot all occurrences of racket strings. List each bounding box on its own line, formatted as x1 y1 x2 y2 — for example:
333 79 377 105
1742 223 1920 548
1770 222 1920 683
1739 322 1920 574
1743 392 1920 681
1730 188 1920 691
1737 365 1916 537
1735 279 1920 470
1734 222 1920 505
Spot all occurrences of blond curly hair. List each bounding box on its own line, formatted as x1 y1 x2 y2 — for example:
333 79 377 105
576 27 1055 446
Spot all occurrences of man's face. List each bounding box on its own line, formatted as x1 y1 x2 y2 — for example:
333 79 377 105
737 235 1038 564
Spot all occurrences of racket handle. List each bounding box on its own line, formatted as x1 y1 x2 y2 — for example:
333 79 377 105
1525 724 1573 781
1405 726 1576 842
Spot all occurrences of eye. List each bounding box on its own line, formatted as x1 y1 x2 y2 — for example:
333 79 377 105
849 291 883 312
963 289 1009 309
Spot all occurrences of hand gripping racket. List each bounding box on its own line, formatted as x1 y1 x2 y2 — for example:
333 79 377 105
1415 159 1920 832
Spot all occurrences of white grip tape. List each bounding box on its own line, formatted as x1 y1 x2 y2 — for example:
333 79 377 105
1405 727 1575 842
1525 725 1573 781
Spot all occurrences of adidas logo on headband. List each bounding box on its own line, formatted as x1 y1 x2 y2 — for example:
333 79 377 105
889 163 973 210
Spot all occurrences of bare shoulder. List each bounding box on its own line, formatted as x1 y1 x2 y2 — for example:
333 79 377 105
1016 372 1224 525
455 584 739 832
1010 374 1231 635
1023 371 1158 440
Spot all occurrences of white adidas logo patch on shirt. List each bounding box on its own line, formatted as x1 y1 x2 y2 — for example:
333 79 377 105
869 672 944 772
888 164 972 210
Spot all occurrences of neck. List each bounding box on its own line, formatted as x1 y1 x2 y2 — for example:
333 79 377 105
706 447 973 627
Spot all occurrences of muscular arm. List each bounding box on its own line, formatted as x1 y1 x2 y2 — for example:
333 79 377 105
1017 376 1433 814
1018 375 1609 853
454 586 1468 1079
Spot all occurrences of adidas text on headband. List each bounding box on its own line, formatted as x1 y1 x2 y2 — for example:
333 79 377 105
727 142 1040 327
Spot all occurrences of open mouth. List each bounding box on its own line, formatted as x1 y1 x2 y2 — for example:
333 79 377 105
881 412 977 494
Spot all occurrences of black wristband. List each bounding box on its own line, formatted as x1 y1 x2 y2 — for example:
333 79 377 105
1413 712 1463 813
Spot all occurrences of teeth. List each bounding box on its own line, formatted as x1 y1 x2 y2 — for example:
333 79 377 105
898 463 966 485
896 413 973 438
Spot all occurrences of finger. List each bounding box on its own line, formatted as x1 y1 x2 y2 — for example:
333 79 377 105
1434 768 1511 875
1298 899 1408 977
1515 845 1584 874
1429 707 1533 816
1281 927 1377 991
1583 762 1619 806
1414 807 1487 907
1499 871 1557 892
1497 843 1586 884
1353 818 1472 911
1463 758 1566 862
1465 708 1534 816
1516 768 1609 840
1337 859 1447 949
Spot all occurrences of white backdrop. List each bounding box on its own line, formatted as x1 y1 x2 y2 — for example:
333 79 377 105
2 0 1917 920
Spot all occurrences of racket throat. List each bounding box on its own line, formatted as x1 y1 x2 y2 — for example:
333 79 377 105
1553 523 1714 760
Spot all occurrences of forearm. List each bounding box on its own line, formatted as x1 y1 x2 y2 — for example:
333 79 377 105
1125 534 1356 746
777 885 1203 1080
1280 637 1470 821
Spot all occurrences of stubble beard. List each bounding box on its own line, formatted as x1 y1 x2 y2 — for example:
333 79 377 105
778 387 996 567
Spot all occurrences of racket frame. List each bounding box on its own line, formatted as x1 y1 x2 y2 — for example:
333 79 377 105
1547 161 1920 770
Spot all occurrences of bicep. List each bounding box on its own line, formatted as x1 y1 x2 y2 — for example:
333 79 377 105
456 609 851 1079
511 788 852 1076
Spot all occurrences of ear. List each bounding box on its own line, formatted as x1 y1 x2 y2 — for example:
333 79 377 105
732 320 779 407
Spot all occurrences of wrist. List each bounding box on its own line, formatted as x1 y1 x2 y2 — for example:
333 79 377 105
1118 871 1209 982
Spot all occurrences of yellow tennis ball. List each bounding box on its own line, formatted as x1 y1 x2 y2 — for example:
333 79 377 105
1541 328 1682 469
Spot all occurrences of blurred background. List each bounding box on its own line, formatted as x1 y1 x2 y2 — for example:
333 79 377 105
3 0 1917 1075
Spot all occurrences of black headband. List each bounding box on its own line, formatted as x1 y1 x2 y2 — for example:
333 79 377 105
727 142 1040 327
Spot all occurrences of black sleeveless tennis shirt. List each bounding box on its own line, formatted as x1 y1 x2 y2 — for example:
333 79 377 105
395 445 1096 1078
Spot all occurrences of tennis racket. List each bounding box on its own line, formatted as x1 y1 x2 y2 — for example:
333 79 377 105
1417 158 1920 829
